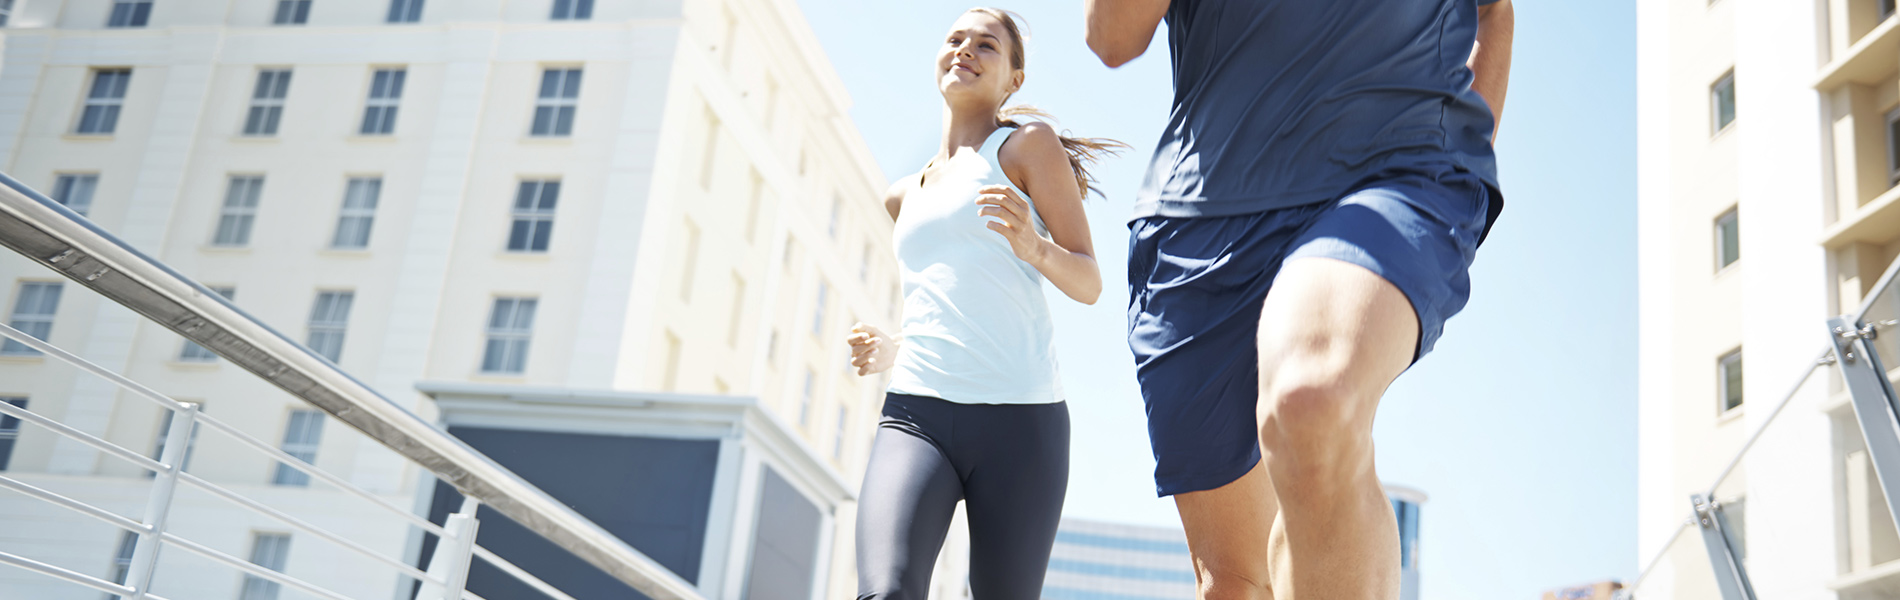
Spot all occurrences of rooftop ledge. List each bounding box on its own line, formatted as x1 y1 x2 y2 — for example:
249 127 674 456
1817 15 1900 92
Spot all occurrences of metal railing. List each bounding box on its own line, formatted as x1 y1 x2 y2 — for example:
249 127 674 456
1624 252 1900 599
0 171 703 600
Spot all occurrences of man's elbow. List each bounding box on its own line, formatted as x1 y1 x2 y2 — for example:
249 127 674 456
1087 35 1144 68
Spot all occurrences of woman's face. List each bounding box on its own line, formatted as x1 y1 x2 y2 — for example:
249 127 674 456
936 12 1021 108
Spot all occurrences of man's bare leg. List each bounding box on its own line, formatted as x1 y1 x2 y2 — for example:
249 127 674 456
1174 461 1282 600
1173 256 1416 600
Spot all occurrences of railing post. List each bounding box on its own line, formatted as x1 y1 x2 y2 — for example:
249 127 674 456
418 496 481 600
124 402 197 600
1826 316 1900 536
1690 494 1755 600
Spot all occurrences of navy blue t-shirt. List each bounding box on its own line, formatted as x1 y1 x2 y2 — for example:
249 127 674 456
1134 0 1503 219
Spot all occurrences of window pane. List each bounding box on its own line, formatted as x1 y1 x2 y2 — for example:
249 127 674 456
555 106 575 135
1713 74 1736 132
530 220 553 251
536 181 560 209
576 0 592 19
1721 351 1744 412
531 106 555 135
1717 210 1739 269
507 219 533 251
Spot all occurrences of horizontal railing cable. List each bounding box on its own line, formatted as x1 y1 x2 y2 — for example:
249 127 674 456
0 474 150 534
0 373 167 473
190 413 450 538
0 550 137 597
473 545 583 600
159 532 357 600
0 172 702 600
178 472 444 586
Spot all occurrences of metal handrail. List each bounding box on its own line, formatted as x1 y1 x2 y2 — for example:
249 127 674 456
0 171 701 599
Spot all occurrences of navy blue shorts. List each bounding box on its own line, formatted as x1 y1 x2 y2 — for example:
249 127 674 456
1126 168 1496 497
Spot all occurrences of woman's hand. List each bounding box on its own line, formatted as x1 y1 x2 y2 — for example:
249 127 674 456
847 323 898 376
976 184 1049 265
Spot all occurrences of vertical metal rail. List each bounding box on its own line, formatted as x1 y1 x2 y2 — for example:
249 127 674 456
1827 316 1900 542
123 402 197 600
1690 494 1755 600
419 497 482 600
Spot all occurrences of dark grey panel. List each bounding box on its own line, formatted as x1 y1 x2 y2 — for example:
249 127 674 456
742 468 822 600
418 427 721 600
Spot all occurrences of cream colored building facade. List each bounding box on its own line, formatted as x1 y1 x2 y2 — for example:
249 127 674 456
0 0 913 597
1638 0 1900 597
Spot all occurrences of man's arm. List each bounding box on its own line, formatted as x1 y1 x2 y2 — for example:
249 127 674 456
1085 0 1170 68
1470 0 1514 138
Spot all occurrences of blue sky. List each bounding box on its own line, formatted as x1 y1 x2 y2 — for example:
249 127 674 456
794 1 1638 597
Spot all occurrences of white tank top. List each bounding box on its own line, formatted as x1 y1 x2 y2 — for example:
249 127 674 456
887 126 1064 405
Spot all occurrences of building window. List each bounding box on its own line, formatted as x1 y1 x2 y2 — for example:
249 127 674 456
0 398 23 470
107 0 152 27
212 176 264 247
76 69 131 135
1718 349 1743 414
1711 71 1736 135
237 533 292 600
330 178 380 249
305 291 352 363
243 69 292 137
0 0 12 27
800 369 815 426
271 411 323 487
1715 207 1739 270
3 282 62 356
550 0 591 20
272 0 310 24
359 68 404 135
811 280 828 337
531 68 582 137
860 242 873 281
386 0 421 23
51 174 99 217
147 405 202 476
663 330 682 392
106 531 137 589
179 287 235 361
700 110 721 190
828 196 842 238
728 273 746 347
507 179 559 252
680 219 700 301
481 298 537 375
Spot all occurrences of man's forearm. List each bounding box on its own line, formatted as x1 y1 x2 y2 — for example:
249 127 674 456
1085 0 1170 67
1470 0 1514 138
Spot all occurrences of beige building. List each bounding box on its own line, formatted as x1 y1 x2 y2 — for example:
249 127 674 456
0 0 908 597
1637 0 1900 597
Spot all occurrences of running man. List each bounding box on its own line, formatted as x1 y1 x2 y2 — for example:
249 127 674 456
1086 1 1513 598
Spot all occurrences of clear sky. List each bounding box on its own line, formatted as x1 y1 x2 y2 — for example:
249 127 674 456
793 1 1638 598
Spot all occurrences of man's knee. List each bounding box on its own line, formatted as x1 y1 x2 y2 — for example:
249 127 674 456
1256 364 1376 480
1196 566 1273 600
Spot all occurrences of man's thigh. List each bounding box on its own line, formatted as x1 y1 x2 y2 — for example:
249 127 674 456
1173 460 1279 597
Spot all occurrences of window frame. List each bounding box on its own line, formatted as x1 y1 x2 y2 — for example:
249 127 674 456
1714 206 1739 272
51 173 99 217
530 67 582 137
1717 348 1744 416
75 69 131 135
1711 70 1736 136
359 68 404 136
106 0 153 28
330 177 381 249
3 281 63 356
270 410 323 487
272 0 310 25
212 175 264 247
304 291 353 363
0 397 24 471
386 0 422 23
506 179 560 253
549 0 592 20
480 297 538 375
242 69 293 137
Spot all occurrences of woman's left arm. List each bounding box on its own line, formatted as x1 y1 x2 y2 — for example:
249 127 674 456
979 122 1102 305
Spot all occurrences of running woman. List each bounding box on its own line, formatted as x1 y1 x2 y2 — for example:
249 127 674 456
1087 0 1514 598
845 7 1124 600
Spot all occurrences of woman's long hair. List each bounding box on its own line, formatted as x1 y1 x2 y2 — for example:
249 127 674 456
971 7 1130 199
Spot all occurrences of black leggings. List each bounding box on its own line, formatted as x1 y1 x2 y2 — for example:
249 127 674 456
856 393 1070 600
